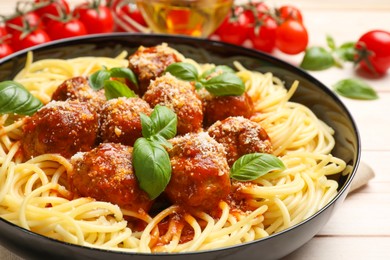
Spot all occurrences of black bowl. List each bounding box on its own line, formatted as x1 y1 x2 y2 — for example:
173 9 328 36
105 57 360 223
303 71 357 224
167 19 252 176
0 33 360 260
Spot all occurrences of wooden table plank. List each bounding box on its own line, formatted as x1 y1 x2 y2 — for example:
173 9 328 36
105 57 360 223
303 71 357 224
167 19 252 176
283 237 390 259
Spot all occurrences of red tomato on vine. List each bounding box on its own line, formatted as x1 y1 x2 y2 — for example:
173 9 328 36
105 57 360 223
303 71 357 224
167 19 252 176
73 0 114 34
11 28 51 51
46 17 87 40
34 0 71 25
275 19 308 55
215 7 253 45
6 12 41 34
278 5 303 23
355 30 390 75
0 43 13 58
248 16 278 53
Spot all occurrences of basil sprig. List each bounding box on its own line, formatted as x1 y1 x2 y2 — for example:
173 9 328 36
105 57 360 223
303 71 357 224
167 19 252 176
165 62 245 96
300 46 335 71
140 105 177 148
230 153 285 181
0 81 43 116
103 80 136 100
333 78 378 100
133 105 177 200
89 67 138 100
300 35 356 71
133 138 172 200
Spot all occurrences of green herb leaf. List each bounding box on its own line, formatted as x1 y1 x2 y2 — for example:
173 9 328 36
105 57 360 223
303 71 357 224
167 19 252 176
133 138 171 200
149 105 177 141
300 46 335 71
104 80 137 100
201 65 235 78
140 113 154 138
109 67 139 88
165 62 199 81
333 78 378 100
203 72 245 96
150 135 172 149
140 105 177 149
230 153 286 181
335 42 356 62
0 81 43 115
326 35 337 51
89 69 111 90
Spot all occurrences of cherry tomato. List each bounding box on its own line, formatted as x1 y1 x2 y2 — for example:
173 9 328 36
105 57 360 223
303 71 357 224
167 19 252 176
46 18 87 40
0 26 8 37
5 12 41 34
0 43 13 58
73 1 114 34
248 16 277 53
355 30 390 75
215 7 253 45
34 0 71 25
111 0 147 32
278 5 303 23
250 1 270 20
11 28 51 51
275 20 308 55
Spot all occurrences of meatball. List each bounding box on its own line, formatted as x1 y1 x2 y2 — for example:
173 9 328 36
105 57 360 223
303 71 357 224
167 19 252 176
165 132 231 212
201 90 254 127
21 100 99 159
143 73 203 135
208 116 273 166
51 76 105 111
128 44 181 95
69 143 153 212
99 97 152 146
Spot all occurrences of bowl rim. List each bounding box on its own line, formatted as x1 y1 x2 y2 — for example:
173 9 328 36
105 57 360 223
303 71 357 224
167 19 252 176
0 32 361 257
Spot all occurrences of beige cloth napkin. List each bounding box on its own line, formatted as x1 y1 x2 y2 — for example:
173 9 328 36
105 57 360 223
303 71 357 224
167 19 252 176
0 161 375 260
348 161 375 193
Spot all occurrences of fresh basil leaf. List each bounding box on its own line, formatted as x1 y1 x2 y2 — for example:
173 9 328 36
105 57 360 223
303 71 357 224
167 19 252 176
203 72 245 96
150 134 172 149
326 35 336 51
140 113 154 139
335 42 356 62
133 138 171 200
300 46 335 71
109 67 139 88
165 62 199 81
104 80 137 100
89 69 111 90
201 65 235 79
230 153 286 181
333 78 378 100
0 81 43 115
14 94 42 115
149 105 177 141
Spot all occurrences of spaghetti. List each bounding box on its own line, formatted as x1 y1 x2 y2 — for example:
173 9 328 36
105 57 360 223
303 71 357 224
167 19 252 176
0 45 346 253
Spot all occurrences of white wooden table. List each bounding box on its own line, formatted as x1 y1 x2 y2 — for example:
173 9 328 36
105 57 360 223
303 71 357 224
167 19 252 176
0 0 389 259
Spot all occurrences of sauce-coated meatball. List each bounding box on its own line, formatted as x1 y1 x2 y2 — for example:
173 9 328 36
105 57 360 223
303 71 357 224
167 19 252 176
165 132 231 212
99 97 152 146
69 143 153 212
208 116 273 166
128 44 181 95
143 73 203 135
22 100 99 159
201 91 254 127
51 76 105 110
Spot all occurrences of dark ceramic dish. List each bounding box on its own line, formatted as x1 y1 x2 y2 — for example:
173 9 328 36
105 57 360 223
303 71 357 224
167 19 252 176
0 33 360 260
